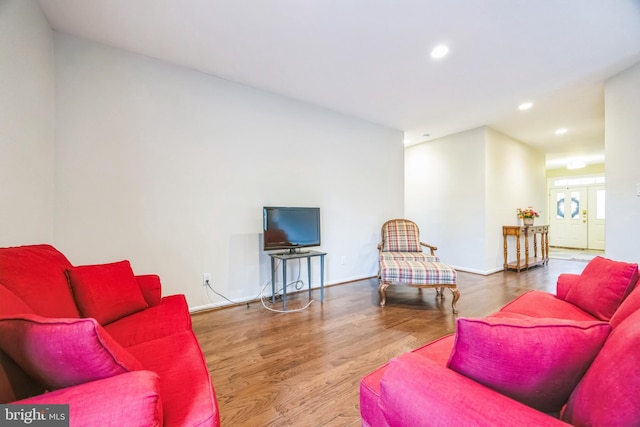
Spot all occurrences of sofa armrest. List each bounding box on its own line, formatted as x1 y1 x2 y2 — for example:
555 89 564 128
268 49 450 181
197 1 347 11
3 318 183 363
380 353 568 427
16 371 163 427
557 273 580 300
135 274 162 307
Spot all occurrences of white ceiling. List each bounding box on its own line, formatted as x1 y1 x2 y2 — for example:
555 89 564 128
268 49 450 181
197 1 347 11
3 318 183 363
37 0 640 168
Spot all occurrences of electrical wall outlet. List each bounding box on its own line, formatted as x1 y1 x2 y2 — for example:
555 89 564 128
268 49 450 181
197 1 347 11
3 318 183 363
202 272 212 286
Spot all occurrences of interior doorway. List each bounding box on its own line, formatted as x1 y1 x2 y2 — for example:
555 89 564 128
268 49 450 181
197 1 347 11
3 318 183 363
548 176 605 250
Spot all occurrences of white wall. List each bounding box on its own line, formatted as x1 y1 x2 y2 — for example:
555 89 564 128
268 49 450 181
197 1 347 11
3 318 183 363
0 0 54 245
605 61 640 262
405 126 545 274
53 34 404 310
405 127 487 272
485 127 546 270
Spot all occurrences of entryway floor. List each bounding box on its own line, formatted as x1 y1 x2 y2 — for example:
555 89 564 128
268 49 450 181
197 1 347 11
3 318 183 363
548 247 604 262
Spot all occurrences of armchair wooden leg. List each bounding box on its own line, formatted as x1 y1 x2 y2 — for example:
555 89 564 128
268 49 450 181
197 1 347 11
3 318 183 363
450 288 460 314
378 282 389 307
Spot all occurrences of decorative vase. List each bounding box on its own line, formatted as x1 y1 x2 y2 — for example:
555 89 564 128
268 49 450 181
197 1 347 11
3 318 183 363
523 217 534 226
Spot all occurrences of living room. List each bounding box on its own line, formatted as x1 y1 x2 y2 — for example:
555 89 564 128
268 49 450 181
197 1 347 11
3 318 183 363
4 1 640 311
2 1 640 425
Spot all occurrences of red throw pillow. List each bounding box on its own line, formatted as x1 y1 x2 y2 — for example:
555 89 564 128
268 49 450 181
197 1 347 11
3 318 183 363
0 315 143 390
67 260 148 325
564 256 639 321
610 284 640 328
562 309 640 425
0 244 79 318
447 313 611 413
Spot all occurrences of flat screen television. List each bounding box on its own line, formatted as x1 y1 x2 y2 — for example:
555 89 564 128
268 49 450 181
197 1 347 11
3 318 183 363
263 207 321 253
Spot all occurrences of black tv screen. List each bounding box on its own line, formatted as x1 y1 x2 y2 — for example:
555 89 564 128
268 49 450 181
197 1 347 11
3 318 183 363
263 207 321 252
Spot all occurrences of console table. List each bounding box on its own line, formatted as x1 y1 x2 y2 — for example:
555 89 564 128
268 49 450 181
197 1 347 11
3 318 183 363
503 225 549 272
269 250 326 311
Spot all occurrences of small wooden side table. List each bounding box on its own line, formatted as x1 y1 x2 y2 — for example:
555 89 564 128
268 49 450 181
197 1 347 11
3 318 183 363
503 225 549 272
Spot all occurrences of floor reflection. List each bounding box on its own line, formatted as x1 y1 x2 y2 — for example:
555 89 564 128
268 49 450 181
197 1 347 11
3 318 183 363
548 247 604 262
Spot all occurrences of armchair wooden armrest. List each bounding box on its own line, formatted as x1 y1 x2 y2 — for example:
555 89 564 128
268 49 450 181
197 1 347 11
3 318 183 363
420 242 437 255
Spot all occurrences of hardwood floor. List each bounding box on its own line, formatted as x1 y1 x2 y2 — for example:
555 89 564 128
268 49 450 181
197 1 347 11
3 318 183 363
191 259 587 426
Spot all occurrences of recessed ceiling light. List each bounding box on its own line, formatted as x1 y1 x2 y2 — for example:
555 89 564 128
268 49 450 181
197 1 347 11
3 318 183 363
403 138 411 145
555 128 568 135
430 44 449 60
518 102 533 111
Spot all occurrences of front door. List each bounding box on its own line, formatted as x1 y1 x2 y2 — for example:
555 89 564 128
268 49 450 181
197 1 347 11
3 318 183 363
549 187 588 248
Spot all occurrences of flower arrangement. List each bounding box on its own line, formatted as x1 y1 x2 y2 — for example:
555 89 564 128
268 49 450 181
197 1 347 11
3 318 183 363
517 207 540 219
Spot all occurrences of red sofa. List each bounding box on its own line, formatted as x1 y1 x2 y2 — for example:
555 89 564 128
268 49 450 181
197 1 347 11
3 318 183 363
0 244 220 427
361 256 640 426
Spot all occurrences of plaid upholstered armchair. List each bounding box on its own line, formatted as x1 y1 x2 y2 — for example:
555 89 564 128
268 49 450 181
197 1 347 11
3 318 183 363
377 219 459 312
378 219 439 262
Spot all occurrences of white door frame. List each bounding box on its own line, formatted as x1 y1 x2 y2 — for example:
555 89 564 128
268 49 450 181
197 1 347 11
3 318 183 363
547 175 605 250
587 185 605 250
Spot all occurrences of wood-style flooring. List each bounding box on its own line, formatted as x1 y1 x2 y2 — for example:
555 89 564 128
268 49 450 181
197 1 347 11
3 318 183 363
191 259 587 426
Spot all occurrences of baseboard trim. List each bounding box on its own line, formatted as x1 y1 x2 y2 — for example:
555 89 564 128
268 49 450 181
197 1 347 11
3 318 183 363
190 275 377 313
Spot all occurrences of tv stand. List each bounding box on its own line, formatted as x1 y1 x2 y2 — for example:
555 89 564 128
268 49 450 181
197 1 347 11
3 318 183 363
279 248 310 256
268 250 326 311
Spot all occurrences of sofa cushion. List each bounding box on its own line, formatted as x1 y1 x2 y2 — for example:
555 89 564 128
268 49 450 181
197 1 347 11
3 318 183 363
67 260 149 325
380 352 568 427
562 308 640 425
0 315 143 390
564 256 638 321
360 334 455 427
499 290 597 322
0 283 34 316
104 294 193 347
411 334 456 366
127 331 219 427
609 282 640 329
16 371 163 427
447 314 611 413
0 244 79 318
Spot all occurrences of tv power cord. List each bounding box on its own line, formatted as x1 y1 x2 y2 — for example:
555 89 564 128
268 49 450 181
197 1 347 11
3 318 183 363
259 258 314 313
204 278 313 313
204 259 313 312
204 279 259 309
259 279 314 313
